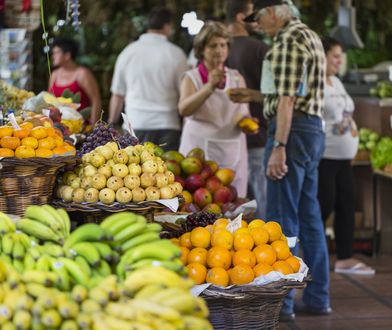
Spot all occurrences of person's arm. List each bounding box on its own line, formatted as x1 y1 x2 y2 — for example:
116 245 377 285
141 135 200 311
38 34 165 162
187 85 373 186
108 93 125 124
266 96 295 180
229 88 264 104
77 68 102 125
178 68 224 117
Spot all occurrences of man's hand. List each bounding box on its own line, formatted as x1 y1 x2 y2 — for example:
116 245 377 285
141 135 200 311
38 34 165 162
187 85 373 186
228 88 263 104
267 148 288 180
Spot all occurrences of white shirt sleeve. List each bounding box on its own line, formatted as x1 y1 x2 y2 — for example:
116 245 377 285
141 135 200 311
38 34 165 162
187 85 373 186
175 50 190 90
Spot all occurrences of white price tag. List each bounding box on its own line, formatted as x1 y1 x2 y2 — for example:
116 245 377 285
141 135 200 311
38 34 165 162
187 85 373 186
226 213 243 234
7 113 20 130
42 109 51 117
121 113 137 137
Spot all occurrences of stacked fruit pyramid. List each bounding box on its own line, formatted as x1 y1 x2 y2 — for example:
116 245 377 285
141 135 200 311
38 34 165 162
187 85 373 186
0 118 76 159
0 207 212 329
174 218 301 286
57 141 183 204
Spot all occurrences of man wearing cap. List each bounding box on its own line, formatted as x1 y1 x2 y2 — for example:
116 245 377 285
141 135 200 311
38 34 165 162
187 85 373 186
229 0 331 320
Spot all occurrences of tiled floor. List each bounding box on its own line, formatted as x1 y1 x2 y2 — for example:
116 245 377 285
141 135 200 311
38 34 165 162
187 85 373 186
280 254 392 330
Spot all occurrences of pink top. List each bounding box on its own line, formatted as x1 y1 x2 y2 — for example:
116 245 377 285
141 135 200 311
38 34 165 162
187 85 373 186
50 80 91 111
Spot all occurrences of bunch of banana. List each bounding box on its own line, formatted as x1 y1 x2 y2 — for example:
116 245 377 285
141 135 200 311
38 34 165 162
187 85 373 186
15 205 71 245
0 212 16 235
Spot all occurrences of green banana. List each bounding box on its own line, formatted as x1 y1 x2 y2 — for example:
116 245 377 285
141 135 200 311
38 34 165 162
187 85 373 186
91 242 113 262
41 309 62 328
58 258 90 287
25 205 63 235
120 231 160 252
145 223 162 233
12 237 25 260
28 246 42 261
105 214 140 235
2 233 14 255
74 256 92 277
12 258 25 273
22 270 59 287
69 242 101 267
50 260 71 291
35 255 51 271
42 205 68 237
23 253 36 271
100 212 138 230
56 208 71 237
42 242 65 257
96 260 111 277
16 219 62 243
61 319 79 330
17 232 32 249
64 223 111 249
0 212 16 233
113 220 147 242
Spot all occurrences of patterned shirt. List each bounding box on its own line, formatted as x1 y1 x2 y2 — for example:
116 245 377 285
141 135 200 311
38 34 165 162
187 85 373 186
263 18 326 119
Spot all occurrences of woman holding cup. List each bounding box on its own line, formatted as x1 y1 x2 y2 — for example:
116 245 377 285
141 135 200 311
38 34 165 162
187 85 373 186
178 21 255 197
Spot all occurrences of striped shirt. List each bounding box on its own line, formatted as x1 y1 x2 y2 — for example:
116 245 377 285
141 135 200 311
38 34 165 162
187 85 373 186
263 18 326 119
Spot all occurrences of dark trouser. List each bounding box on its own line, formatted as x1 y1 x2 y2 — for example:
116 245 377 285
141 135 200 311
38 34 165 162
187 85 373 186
134 129 181 152
318 159 355 260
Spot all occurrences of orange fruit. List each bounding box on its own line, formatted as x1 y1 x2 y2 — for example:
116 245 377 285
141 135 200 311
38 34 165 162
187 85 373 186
180 246 190 265
35 148 53 158
186 263 207 285
272 260 293 275
207 246 231 270
214 218 230 227
229 264 255 285
248 219 266 230
229 250 236 258
0 148 14 157
253 263 273 277
20 122 34 130
211 229 233 250
179 232 193 249
14 145 35 158
253 244 277 265
280 234 288 243
187 247 208 266
13 128 30 139
170 238 180 246
264 221 283 242
233 233 254 251
271 240 290 260
206 267 229 287
241 220 248 228
21 137 38 149
52 146 68 156
205 224 214 234
0 136 21 150
0 126 13 138
62 144 76 156
53 135 64 147
38 136 56 150
30 127 48 140
232 249 256 267
233 227 249 237
250 227 269 246
46 127 57 137
285 256 301 273
190 227 211 249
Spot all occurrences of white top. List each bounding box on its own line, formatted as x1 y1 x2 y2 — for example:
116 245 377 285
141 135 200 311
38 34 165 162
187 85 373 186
111 33 188 130
323 76 359 159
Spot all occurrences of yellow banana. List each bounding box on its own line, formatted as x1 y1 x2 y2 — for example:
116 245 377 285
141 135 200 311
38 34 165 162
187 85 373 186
22 270 59 287
56 208 71 238
183 315 213 330
16 219 62 243
134 284 166 300
89 287 109 306
41 309 62 328
130 299 182 322
13 310 32 330
25 205 63 236
71 284 89 303
58 300 79 319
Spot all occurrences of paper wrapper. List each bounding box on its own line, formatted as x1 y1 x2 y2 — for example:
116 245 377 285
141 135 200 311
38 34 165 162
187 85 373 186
224 199 257 219
191 257 309 297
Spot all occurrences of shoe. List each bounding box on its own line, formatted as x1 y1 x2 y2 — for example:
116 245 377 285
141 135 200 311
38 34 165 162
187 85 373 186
279 312 295 322
334 262 375 276
294 302 332 316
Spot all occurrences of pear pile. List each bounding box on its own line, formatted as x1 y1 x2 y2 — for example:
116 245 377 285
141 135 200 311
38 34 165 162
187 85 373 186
57 142 183 204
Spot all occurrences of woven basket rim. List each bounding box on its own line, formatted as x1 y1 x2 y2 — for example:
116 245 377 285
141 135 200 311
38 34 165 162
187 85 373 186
0 156 78 167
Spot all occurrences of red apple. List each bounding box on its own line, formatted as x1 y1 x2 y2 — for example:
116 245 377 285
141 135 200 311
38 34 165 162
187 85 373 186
180 203 200 213
185 174 205 193
228 185 238 202
193 188 213 208
174 175 186 187
221 202 237 214
205 176 223 194
205 160 219 174
200 164 214 180
213 186 232 205
202 203 222 215
48 106 62 123
166 160 181 176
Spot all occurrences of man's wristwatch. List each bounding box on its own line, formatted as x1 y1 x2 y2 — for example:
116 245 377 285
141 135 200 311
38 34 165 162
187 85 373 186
273 140 286 149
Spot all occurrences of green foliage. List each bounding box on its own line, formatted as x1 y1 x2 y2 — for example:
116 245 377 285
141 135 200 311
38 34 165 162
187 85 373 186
371 137 392 170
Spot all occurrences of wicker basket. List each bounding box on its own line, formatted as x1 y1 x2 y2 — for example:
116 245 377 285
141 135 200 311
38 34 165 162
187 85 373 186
201 278 309 330
0 156 78 216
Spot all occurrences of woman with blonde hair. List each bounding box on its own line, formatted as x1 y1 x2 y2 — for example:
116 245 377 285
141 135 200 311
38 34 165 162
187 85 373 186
178 21 252 197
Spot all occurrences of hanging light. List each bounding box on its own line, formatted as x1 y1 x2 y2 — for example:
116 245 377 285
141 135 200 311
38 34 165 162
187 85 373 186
181 11 204 36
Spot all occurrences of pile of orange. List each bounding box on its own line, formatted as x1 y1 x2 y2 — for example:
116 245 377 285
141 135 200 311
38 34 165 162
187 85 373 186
175 218 301 286
0 124 76 158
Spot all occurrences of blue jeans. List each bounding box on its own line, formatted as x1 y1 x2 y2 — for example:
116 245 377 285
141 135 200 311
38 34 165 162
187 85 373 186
248 147 267 219
264 115 330 313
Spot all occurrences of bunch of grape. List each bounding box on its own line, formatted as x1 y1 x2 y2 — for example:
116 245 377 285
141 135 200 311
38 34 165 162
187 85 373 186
117 131 139 148
159 212 218 239
77 122 120 156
